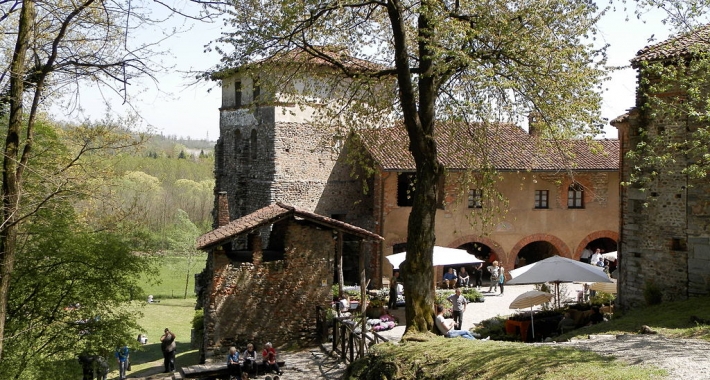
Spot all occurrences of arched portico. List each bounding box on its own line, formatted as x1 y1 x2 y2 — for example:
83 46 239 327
508 234 571 271
575 230 619 259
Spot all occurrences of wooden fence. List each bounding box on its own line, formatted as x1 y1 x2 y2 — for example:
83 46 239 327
315 305 389 363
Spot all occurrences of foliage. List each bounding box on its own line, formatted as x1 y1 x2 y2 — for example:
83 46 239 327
644 281 663 306
461 288 483 302
192 309 204 336
590 291 616 306
0 207 151 380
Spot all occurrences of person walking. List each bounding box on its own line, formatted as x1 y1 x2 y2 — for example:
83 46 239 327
114 345 130 380
160 328 177 372
498 266 506 296
473 263 483 289
487 261 500 293
447 287 468 329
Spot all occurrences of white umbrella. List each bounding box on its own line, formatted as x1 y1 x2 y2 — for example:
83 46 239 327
590 279 617 294
509 290 554 340
507 255 612 308
385 246 483 270
601 251 617 261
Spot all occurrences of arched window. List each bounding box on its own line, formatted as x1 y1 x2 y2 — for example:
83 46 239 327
234 130 242 161
250 129 258 160
567 183 584 209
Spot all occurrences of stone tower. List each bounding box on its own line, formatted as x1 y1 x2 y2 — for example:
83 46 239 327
612 25 710 309
211 55 375 231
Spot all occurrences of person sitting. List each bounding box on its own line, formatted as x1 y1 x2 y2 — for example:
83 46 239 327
338 294 352 317
443 268 457 289
261 342 282 376
434 305 484 340
242 343 258 374
558 312 576 334
458 267 470 288
227 346 242 379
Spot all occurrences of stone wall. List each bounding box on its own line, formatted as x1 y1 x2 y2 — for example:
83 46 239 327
616 101 710 309
202 220 334 361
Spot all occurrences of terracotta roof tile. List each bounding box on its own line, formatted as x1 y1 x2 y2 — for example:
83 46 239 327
358 123 618 171
196 203 382 250
632 24 710 65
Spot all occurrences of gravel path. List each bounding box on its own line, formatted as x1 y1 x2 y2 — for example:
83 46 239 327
552 334 710 379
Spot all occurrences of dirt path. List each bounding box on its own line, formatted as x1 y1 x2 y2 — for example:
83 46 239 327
551 334 710 379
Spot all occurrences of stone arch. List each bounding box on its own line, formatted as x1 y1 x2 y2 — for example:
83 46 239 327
447 234 505 262
508 234 571 271
574 230 619 259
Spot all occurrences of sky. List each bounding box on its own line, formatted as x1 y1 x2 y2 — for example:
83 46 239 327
53 4 675 141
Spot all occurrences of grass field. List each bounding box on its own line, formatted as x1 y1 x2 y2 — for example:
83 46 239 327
140 254 206 300
107 255 206 379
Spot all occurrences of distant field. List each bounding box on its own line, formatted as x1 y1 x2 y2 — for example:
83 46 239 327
141 254 207 300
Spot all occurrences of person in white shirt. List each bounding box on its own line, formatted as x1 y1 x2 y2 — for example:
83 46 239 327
590 249 602 266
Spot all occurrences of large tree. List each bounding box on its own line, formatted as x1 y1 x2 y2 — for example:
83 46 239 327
209 0 607 333
0 0 220 359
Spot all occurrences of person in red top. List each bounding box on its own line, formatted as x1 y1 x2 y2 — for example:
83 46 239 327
261 342 282 376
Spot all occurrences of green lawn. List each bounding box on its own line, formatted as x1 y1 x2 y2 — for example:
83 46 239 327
140 254 206 300
347 296 710 379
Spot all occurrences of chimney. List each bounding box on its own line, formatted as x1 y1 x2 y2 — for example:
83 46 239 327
528 112 541 137
217 191 230 227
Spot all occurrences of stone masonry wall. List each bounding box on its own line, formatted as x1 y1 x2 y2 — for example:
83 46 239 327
203 221 334 362
617 106 707 309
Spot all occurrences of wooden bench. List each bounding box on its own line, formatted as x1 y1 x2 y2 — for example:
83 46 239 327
181 361 286 379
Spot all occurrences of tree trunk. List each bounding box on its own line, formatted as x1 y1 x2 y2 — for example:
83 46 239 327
0 0 34 360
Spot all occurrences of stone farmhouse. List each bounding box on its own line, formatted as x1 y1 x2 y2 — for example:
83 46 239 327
195 195 382 359
612 25 710 309
204 50 621 292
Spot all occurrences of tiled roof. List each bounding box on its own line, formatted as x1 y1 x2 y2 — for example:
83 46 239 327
196 202 382 250
632 24 710 64
357 123 619 171
212 47 385 80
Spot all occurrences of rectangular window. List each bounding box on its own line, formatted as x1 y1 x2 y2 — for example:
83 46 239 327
468 189 483 209
534 190 549 209
397 173 416 207
567 183 584 209
234 81 242 108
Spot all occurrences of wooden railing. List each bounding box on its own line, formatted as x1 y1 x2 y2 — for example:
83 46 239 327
315 305 389 363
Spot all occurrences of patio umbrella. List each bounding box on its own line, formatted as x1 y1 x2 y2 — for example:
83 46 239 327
385 246 483 270
509 290 554 340
601 251 618 261
590 279 617 294
507 255 612 308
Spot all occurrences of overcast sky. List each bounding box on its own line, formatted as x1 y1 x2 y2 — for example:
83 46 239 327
52 4 672 141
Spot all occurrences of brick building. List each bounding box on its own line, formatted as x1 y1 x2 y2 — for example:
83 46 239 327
207 51 620 298
195 196 381 359
612 26 710 309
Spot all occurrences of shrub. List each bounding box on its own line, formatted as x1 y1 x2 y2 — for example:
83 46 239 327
192 309 204 335
644 281 663 306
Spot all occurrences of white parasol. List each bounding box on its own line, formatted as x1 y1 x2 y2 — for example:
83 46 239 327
509 290 554 340
385 246 483 270
507 255 612 308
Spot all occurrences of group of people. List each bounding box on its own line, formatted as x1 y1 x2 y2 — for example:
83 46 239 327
580 246 617 276
442 264 485 290
227 342 283 379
